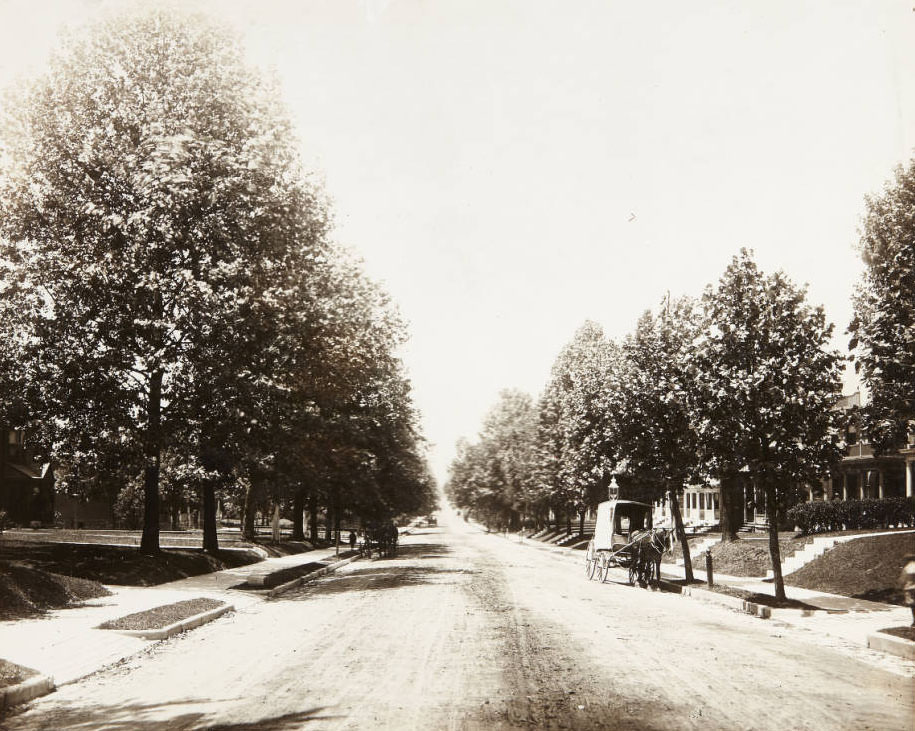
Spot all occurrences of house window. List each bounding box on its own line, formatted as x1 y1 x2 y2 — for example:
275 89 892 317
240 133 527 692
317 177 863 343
8 430 22 460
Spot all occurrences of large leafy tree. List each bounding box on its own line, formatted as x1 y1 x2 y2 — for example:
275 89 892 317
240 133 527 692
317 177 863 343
696 250 843 599
0 11 327 553
445 389 539 530
849 159 915 453
538 322 619 532
612 298 701 581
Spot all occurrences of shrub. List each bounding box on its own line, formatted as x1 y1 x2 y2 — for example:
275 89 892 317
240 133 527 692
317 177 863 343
787 497 915 535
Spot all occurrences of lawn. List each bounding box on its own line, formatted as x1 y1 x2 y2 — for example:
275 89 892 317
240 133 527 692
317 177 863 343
664 533 811 577
785 532 915 605
0 562 111 621
0 539 262 586
0 537 264 621
0 659 38 690
98 597 225 631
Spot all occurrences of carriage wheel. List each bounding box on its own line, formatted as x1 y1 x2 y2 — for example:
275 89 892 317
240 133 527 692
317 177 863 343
585 556 594 578
598 557 609 583
627 562 637 586
587 557 598 581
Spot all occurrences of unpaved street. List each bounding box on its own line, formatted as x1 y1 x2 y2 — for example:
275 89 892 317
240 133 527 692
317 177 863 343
4 515 913 730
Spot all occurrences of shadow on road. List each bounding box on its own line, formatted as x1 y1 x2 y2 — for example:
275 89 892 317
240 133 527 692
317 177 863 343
1 699 339 730
279 541 470 597
292 564 475 596
378 542 452 560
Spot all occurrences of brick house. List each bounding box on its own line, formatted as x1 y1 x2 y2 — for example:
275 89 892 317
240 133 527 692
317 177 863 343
0 426 54 526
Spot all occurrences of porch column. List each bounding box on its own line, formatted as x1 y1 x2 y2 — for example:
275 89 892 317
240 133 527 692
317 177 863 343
842 472 848 501
860 471 866 500
907 461 913 498
877 469 885 499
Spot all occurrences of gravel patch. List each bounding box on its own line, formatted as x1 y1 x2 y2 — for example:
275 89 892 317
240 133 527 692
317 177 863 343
98 598 225 631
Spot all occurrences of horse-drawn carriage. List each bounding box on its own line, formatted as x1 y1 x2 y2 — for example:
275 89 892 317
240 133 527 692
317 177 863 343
361 521 398 558
584 499 672 587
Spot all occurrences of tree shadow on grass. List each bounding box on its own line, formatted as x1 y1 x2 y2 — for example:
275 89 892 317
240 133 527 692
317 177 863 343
2 698 338 730
0 541 261 587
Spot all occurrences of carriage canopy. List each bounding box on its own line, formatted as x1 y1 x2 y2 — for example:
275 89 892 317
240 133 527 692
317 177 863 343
592 499 653 552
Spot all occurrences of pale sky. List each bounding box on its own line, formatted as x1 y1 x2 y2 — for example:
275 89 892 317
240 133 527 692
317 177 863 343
2 0 914 483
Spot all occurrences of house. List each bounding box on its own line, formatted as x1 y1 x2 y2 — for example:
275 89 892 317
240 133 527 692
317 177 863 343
820 392 909 501
0 426 54 526
653 392 913 531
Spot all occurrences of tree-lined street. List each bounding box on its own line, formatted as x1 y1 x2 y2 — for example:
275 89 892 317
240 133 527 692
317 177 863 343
4 516 911 730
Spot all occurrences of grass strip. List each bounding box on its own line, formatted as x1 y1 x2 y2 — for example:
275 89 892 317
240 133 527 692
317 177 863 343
0 659 38 690
98 597 225 631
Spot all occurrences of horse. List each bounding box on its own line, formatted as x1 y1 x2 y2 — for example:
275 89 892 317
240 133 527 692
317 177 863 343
628 526 674 587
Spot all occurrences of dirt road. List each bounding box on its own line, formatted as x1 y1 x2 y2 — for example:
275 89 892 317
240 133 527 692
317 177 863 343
4 515 913 730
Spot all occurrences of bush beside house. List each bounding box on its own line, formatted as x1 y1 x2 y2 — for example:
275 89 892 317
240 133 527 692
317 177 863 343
787 497 915 535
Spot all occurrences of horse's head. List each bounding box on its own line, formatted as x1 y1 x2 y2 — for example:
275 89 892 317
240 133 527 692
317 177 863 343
651 527 674 555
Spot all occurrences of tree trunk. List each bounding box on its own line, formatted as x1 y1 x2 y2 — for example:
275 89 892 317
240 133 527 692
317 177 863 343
202 479 219 554
140 369 163 555
668 487 693 582
271 502 281 542
579 510 585 535
308 492 318 542
242 481 257 541
719 471 741 542
292 489 305 541
765 481 786 600
334 505 341 546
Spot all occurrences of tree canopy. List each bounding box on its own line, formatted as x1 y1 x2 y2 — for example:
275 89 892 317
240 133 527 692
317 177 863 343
0 10 434 548
696 250 843 598
850 159 915 453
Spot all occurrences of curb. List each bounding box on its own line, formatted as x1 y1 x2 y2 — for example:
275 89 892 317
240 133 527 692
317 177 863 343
268 554 361 597
114 602 234 640
673 585 776 619
0 674 55 713
866 632 915 661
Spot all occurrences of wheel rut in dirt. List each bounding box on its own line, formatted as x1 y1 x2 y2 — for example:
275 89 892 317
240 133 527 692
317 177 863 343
461 541 662 731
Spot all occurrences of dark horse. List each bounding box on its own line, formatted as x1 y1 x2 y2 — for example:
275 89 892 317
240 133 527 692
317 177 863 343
628 527 673 587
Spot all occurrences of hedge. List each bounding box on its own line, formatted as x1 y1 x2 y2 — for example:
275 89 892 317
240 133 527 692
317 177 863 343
786 497 915 535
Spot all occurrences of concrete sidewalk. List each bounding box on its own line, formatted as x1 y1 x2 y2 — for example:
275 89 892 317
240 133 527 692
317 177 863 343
658 561 913 650
0 545 354 695
506 530 914 660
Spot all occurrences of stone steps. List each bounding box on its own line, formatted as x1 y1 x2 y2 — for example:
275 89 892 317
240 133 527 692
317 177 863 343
765 528 915 579
676 535 720 566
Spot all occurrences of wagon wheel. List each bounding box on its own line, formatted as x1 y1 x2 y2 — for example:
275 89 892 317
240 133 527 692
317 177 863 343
627 559 638 586
585 555 594 578
587 557 598 581
597 556 609 583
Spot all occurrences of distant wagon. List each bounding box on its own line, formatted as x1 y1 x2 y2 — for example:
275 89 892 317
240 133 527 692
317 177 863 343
584 499 670 586
362 520 398 558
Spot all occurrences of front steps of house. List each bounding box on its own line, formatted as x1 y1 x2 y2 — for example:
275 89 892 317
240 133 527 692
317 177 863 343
764 528 915 580
676 535 721 566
